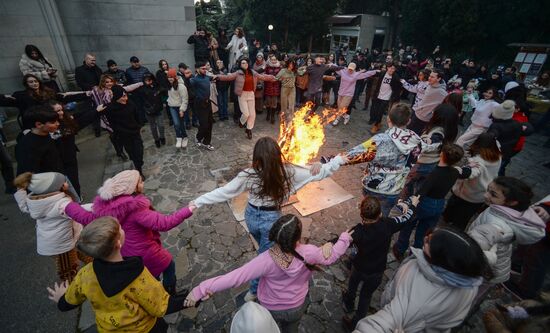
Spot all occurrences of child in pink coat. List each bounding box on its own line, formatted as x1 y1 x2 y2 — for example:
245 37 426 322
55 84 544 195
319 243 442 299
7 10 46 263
65 170 195 294
184 214 352 332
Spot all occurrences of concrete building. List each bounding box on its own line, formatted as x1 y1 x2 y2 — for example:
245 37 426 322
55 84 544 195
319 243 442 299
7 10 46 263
0 0 197 94
327 14 390 58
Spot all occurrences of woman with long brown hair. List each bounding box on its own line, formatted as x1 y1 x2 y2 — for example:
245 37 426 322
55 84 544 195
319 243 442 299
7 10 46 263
226 27 247 68
192 137 348 299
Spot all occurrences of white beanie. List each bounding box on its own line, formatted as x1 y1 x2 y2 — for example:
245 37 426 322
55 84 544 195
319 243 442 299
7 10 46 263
98 170 141 200
492 100 515 120
28 172 66 195
347 62 357 70
230 302 280 333
504 81 519 93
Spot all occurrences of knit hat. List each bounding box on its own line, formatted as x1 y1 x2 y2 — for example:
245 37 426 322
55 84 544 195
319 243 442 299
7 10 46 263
492 100 515 120
167 68 177 78
98 170 141 200
504 81 519 93
348 62 357 70
111 85 125 101
130 56 139 63
230 302 280 333
28 172 66 195
256 52 264 59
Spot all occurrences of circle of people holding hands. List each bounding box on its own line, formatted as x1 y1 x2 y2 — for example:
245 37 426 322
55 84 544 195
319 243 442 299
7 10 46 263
3 26 550 333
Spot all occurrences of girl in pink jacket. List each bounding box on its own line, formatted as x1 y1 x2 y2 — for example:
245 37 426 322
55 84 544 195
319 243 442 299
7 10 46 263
185 214 352 332
65 170 195 294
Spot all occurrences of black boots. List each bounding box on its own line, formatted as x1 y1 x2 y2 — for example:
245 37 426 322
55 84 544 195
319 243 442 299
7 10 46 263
266 108 276 124
245 128 252 140
266 108 271 121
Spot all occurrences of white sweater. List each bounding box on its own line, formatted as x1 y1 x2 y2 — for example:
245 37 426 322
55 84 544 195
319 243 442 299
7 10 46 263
470 99 500 128
194 155 345 208
452 155 501 203
14 190 76 256
166 81 188 111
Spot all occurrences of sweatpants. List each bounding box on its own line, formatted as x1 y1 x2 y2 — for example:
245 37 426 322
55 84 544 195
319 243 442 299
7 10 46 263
238 91 256 129
370 98 390 125
118 133 144 173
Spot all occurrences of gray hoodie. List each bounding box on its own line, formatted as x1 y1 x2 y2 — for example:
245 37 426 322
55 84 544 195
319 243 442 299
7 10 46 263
414 81 448 122
355 248 480 333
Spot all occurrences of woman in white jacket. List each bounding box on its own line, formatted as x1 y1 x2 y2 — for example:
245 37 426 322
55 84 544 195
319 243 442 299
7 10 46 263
166 69 189 148
356 226 491 333
226 27 247 68
443 132 502 230
13 172 90 282
19 44 59 91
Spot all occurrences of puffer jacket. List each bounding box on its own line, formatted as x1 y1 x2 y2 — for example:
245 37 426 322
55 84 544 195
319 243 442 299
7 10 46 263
467 205 546 284
65 194 192 277
488 118 532 159
452 155 501 203
14 190 76 256
217 70 276 96
355 248 481 333
264 62 281 96
19 54 55 82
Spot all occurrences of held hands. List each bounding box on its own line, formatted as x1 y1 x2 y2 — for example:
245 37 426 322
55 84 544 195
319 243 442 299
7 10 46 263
410 195 420 207
188 201 197 212
184 290 212 307
47 281 69 303
309 162 322 176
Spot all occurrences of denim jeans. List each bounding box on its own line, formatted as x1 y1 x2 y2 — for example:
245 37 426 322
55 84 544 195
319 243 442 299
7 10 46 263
217 88 229 119
168 107 188 138
269 300 308 333
162 260 176 288
363 189 398 217
245 203 281 294
343 269 383 326
183 103 199 127
395 196 445 254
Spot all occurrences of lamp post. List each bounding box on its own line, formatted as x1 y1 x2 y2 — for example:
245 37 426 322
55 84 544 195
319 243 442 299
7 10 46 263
268 24 274 46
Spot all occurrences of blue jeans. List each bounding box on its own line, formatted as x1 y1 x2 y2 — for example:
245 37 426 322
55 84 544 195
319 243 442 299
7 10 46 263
217 88 229 119
168 107 188 138
363 189 398 217
395 196 445 254
162 260 176 288
183 104 199 127
245 204 281 294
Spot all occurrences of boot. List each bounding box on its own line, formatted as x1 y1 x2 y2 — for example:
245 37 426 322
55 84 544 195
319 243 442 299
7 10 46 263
266 108 271 121
245 128 252 140
270 108 276 124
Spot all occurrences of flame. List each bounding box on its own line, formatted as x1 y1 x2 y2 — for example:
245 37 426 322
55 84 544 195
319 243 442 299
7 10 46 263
278 102 348 165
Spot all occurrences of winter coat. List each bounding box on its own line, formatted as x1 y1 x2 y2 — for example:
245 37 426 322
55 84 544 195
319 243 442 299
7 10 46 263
355 248 481 333
138 84 164 115
467 205 546 284
452 155 501 204
264 62 282 96
65 194 193 277
512 111 529 152
217 70 276 96
125 66 151 85
14 190 76 256
226 35 247 68
19 53 56 82
102 100 142 136
75 64 102 91
488 119 532 159
187 35 210 61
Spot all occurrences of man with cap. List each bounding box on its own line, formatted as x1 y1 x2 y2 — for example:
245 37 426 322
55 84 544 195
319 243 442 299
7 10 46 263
97 85 145 177
190 62 215 150
103 59 126 85
125 56 151 85
187 27 210 64
332 63 379 126
488 99 533 175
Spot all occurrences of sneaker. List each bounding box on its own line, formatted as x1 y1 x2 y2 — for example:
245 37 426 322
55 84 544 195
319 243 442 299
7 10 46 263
181 137 188 148
175 138 182 148
343 114 350 125
332 118 340 126
244 291 257 302
204 144 215 151
196 142 203 148
155 140 161 148
160 138 166 145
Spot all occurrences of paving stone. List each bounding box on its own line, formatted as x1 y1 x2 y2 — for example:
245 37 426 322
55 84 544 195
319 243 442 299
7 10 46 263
175 248 189 279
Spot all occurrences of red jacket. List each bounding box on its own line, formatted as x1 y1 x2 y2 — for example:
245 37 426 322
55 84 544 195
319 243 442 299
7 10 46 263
264 64 281 96
512 111 528 152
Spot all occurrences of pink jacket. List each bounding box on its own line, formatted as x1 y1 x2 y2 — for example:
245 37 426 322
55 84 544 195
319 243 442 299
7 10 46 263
65 195 192 277
192 232 351 311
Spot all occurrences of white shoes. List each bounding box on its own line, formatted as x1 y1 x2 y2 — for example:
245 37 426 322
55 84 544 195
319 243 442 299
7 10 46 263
175 138 182 148
332 117 340 126
181 137 188 148
343 114 350 125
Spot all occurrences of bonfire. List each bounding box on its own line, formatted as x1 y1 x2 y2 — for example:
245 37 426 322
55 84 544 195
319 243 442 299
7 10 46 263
278 102 348 165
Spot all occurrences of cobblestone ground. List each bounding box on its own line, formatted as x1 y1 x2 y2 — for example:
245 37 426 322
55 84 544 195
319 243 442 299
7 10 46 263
100 100 550 333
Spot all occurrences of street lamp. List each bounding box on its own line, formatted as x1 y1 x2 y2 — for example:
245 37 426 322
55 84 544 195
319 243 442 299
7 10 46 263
268 24 274 45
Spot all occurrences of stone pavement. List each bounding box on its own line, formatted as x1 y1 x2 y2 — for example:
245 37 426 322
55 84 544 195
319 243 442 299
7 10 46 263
96 101 550 333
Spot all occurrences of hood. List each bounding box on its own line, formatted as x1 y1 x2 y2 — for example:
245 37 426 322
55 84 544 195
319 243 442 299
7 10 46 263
490 205 546 244
410 248 483 288
93 256 145 297
430 81 446 91
385 127 421 154
26 192 67 220
271 245 312 278
92 194 150 224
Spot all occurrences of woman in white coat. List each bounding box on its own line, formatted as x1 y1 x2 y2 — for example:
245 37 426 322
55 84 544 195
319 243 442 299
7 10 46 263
19 44 59 91
226 27 247 68
355 226 492 333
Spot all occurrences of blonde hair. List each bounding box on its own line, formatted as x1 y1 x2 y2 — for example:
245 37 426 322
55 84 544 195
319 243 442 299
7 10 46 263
13 172 32 190
77 217 121 259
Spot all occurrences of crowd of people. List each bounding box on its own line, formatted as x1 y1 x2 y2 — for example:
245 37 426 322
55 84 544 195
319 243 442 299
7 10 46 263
1 25 550 333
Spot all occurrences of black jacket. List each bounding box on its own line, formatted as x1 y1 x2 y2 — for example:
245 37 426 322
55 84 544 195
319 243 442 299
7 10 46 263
187 35 210 61
15 132 64 176
488 118 532 159
138 84 164 115
75 64 102 90
103 100 142 135
372 70 402 103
